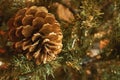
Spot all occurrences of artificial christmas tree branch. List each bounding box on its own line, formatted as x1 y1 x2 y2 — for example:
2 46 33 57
0 0 120 80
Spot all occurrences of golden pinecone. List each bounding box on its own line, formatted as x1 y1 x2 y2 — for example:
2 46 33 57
8 6 63 65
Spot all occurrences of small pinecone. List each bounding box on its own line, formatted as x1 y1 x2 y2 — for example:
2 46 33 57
8 6 63 65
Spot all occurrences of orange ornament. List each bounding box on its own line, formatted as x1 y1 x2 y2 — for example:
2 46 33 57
99 39 109 49
0 48 6 54
0 30 6 36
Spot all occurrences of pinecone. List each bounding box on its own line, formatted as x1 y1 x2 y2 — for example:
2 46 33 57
8 6 63 65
